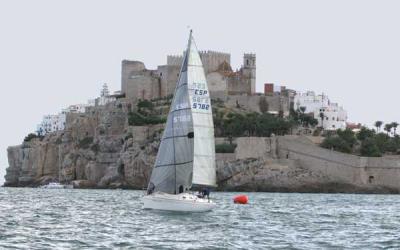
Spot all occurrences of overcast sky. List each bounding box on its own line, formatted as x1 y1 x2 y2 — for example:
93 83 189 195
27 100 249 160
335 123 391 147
1 0 399 185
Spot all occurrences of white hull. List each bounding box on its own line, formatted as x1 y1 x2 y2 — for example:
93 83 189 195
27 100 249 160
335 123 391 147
143 192 216 212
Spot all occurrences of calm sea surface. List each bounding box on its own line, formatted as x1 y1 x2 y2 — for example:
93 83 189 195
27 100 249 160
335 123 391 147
0 188 399 249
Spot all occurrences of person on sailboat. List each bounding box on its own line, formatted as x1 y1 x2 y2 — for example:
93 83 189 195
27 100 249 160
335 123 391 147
147 182 155 195
202 188 210 201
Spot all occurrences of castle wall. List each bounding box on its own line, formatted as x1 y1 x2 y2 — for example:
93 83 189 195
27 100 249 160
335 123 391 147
277 136 400 191
125 74 160 102
167 51 230 74
157 65 180 97
199 51 230 74
225 95 291 116
206 72 227 100
227 73 251 95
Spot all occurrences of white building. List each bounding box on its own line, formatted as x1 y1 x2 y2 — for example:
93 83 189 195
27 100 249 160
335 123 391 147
36 83 116 136
37 114 66 136
62 104 89 114
37 104 88 136
294 91 347 130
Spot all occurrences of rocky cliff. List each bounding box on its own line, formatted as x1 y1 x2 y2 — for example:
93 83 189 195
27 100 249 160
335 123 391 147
4 100 400 193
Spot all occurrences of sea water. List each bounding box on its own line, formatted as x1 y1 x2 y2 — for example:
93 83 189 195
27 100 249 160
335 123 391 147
0 188 399 249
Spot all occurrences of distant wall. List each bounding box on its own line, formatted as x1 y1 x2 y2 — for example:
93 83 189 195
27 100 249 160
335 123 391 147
235 137 271 160
225 95 291 115
218 135 400 191
277 136 400 190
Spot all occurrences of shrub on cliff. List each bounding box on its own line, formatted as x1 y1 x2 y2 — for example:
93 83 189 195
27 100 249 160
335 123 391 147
337 128 356 147
320 127 400 156
24 133 39 142
219 112 293 137
356 127 376 141
320 136 352 153
78 137 93 149
360 138 382 157
137 99 154 110
128 112 166 126
215 143 237 153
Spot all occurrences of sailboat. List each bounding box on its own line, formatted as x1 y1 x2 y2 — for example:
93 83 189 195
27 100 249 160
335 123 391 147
142 31 217 212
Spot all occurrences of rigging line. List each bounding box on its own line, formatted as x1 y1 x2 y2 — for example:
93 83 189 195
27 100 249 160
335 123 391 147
170 107 191 113
161 134 193 141
155 160 193 168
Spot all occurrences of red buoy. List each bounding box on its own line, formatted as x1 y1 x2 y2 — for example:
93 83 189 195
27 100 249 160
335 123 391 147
233 195 248 204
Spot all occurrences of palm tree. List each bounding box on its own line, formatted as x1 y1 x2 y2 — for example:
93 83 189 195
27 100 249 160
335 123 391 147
391 122 399 135
384 124 393 135
374 121 383 132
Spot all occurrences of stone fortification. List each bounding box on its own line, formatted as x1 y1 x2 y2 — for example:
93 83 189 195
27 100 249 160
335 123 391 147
277 136 400 191
4 97 400 193
122 50 256 102
216 136 400 193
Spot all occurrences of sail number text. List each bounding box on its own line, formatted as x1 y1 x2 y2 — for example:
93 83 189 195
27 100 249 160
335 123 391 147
191 85 210 111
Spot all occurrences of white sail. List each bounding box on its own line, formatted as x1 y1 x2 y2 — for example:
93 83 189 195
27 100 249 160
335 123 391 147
187 34 217 187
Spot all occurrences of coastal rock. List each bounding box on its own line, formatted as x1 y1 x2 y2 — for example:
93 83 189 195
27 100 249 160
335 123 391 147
4 101 400 193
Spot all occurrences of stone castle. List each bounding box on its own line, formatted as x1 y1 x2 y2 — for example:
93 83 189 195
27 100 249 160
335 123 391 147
121 51 256 101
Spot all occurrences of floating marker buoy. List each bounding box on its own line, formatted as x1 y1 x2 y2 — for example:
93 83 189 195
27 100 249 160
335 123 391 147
233 195 248 204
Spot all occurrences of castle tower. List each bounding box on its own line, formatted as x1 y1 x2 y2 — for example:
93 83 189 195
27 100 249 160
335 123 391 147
121 60 146 95
242 53 256 94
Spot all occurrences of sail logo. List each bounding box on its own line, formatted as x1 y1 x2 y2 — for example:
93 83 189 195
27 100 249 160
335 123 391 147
175 102 189 110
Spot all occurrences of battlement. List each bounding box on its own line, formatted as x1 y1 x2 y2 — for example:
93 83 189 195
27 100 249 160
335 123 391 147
167 50 231 67
244 53 256 57
199 50 230 57
166 55 183 66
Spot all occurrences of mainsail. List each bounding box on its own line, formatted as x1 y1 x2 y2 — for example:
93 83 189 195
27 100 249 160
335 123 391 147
147 31 216 194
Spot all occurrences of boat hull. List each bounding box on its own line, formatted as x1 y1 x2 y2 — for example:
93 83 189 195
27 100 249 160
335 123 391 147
143 192 216 212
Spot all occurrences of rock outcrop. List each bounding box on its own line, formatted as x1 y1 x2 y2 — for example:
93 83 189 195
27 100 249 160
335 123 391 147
4 100 400 193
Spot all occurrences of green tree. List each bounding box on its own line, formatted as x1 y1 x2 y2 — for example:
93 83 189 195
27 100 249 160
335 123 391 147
360 138 382 157
374 133 390 153
321 136 352 153
384 124 393 135
356 127 375 141
374 121 383 132
337 128 356 147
